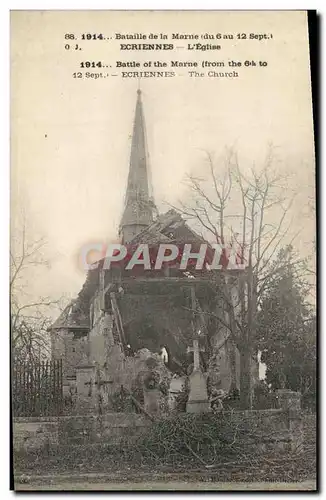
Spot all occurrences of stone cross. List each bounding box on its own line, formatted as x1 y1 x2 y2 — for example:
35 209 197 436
84 376 112 395
187 338 205 372
186 337 210 414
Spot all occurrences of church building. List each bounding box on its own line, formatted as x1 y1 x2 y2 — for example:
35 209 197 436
49 90 257 402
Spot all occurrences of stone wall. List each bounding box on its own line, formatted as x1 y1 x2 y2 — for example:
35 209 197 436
222 409 300 452
13 413 150 451
89 311 114 366
13 407 303 454
13 417 59 452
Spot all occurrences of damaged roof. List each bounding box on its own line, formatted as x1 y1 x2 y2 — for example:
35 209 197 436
49 299 90 331
130 209 206 245
49 210 209 332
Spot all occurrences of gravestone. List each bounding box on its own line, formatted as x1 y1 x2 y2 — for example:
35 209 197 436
75 363 97 413
187 371 210 413
186 338 210 413
143 387 160 414
140 355 168 415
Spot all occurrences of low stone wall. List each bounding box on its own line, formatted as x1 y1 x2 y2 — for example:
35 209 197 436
220 408 302 452
13 407 303 454
13 417 59 452
13 413 150 451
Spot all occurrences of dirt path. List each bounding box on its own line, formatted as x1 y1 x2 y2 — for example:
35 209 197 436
16 480 317 491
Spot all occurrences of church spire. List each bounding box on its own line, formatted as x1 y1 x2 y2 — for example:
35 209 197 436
120 89 155 243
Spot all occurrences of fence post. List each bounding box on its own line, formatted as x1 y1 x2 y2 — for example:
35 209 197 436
276 389 303 452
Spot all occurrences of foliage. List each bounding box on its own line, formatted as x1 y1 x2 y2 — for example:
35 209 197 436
174 381 190 412
252 380 277 409
142 370 160 390
256 246 316 409
137 413 240 460
110 386 142 412
222 388 242 410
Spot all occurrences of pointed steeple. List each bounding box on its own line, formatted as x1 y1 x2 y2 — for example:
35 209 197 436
120 89 155 243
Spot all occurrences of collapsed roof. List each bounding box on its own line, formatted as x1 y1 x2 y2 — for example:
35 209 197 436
49 209 207 333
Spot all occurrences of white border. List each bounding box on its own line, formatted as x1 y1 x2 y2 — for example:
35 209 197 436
2 3 323 499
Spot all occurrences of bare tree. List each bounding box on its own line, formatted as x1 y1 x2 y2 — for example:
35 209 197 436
10 220 62 363
173 146 300 408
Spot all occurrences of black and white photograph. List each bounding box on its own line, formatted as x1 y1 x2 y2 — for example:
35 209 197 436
10 10 317 491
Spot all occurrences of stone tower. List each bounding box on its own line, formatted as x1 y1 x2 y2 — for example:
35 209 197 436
119 89 155 243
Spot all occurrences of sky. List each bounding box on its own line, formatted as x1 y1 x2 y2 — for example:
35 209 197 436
11 10 315 312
